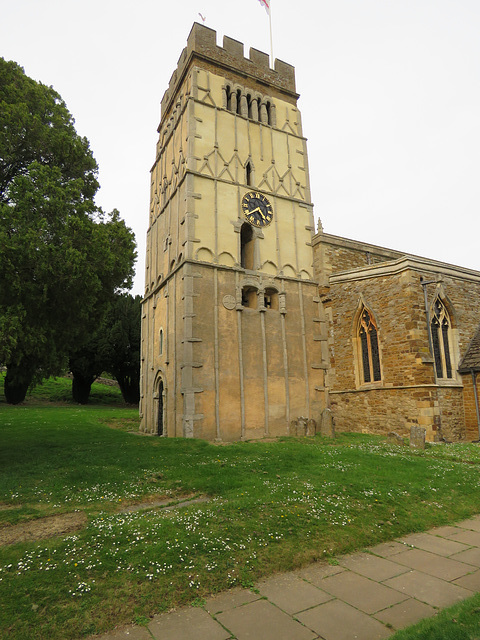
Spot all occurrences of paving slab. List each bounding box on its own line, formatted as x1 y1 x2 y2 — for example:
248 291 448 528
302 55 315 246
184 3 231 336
256 572 333 614
297 561 346 585
369 540 409 558
397 532 469 556
296 598 392 640
429 525 463 538
453 569 480 592
390 548 473 581
443 528 480 546
216 599 316 640
384 569 473 608
339 552 409 581
94 626 152 640
373 598 437 630
204 587 259 614
451 547 480 567
321 570 407 614
457 516 480 533
148 607 230 640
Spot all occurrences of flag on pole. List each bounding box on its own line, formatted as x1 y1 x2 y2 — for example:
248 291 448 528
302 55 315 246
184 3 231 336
256 0 274 65
257 0 270 15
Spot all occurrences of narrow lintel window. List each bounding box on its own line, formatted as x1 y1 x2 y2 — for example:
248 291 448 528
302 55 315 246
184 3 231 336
358 308 381 383
245 161 253 186
240 222 254 270
431 297 453 379
159 329 164 356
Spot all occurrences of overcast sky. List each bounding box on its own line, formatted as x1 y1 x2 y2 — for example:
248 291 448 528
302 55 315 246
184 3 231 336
2 0 479 295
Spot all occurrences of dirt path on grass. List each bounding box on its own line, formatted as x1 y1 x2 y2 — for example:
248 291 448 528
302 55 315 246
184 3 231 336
0 512 87 546
0 495 211 546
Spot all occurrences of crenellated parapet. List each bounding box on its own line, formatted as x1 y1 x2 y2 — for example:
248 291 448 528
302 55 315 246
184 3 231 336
160 22 297 125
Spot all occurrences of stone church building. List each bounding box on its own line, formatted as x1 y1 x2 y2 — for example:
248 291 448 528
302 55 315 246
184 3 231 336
140 23 480 443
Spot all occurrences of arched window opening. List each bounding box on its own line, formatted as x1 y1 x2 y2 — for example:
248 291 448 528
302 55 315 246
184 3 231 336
226 85 232 111
247 94 252 119
242 286 257 309
170 259 175 271
240 223 254 270
358 308 381 383
159 329 164 356
431 297 453 379
264 288 279 310
245 161 253 186
177 252 183 264
236 89 242 115
265 101 272 125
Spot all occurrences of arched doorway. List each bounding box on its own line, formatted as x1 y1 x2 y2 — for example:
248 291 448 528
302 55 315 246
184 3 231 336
156 379 164 436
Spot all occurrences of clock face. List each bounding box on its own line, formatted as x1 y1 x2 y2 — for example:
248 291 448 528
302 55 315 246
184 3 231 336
242 191 273 228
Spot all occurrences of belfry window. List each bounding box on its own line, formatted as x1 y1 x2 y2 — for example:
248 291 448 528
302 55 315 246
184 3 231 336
265 101 272 125
242 286 257 309
431 297 453 379
358 308 381 384
236 89 242 115
264 288 279 310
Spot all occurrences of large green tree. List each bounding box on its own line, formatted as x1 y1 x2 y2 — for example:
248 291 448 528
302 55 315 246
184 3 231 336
69 293 141 405
0 59 136 403
101 294 141 405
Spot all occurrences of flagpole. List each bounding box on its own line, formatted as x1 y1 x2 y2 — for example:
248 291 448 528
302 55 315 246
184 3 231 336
268 0 274 66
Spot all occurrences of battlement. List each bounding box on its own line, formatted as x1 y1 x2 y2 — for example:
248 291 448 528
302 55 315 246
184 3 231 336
160 22 297 119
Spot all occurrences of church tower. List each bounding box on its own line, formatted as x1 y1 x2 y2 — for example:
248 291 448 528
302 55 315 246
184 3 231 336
140 23 327 440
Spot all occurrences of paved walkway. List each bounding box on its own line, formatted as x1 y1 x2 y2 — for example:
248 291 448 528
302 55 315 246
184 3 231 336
94 515 480 640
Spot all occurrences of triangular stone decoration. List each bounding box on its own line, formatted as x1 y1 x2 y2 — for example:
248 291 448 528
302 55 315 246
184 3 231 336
282 121 296 134
198 89 216 107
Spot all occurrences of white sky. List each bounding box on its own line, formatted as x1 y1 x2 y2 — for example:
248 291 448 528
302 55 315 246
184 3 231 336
2 0 479 295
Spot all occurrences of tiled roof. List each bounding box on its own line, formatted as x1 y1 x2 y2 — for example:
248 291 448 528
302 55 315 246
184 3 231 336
458 323 480 372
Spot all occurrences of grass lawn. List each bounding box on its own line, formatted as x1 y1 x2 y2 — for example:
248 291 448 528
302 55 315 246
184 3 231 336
390 592 480 639
1 375 480 639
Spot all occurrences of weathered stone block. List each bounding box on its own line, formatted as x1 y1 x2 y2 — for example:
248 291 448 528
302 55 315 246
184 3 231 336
306 419 317 437
290 417 316 437
387 432 405 446
410 425 426 449
320 408 335 438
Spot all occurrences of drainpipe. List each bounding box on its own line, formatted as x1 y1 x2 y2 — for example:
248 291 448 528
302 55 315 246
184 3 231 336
471 369 480 441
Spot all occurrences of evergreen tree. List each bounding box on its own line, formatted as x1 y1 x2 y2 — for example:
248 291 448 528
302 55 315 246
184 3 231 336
0 59 136 403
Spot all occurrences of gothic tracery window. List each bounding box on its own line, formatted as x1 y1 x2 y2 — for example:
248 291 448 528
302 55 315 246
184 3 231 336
358 307 381 384
431 297 453 379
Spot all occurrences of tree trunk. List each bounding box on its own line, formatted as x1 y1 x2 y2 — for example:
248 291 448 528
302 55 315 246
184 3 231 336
117 375 140 405
4 367 30 404
71 372 95 404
